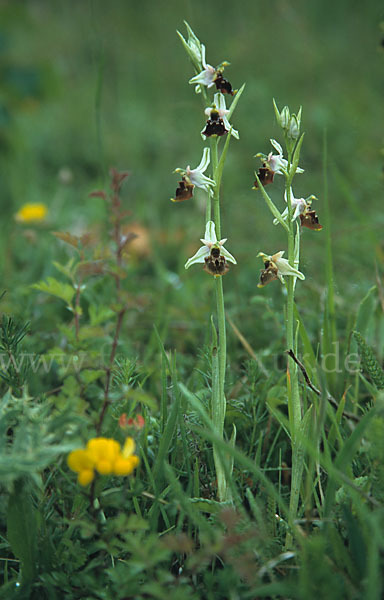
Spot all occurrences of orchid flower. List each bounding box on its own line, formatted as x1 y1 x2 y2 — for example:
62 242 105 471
172 148 215 201
185 221 237 276
258 139 304 177
273 189 321 229
257 251 305 287
202 93 239 139
189 44 216 89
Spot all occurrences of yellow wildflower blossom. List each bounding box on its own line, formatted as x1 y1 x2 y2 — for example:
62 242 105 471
114 437 140 476
67 449 95 486
87 438 120 475
15 203 48 223
67 436 139 486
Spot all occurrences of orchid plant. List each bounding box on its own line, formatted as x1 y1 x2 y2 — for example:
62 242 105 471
173 23 245 501
253 102 322 543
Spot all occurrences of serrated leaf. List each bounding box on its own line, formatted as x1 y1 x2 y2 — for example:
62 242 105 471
53 258 77 281
75 260 105 278
52 231 80 249
32 277 75 305
80 369 105 384
89 304 115 326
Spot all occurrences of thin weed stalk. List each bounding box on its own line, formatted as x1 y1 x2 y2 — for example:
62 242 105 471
96 169 130 434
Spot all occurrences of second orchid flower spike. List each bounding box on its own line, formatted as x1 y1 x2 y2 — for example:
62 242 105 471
185 220 237 276
257 251 305 287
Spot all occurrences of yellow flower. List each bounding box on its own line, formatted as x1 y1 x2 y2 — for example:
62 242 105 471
114 438 140 476
67 449 95 486
67 436 139 486
15 203 48 223
87 438 120 475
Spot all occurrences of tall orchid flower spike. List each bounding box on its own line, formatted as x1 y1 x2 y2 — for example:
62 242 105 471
257 251 305 287
185 220 237 276
172 148 215 202
202 93 239 139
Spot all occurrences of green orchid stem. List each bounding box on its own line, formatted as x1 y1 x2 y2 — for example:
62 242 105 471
210 137 221 238
210 135 229 502
205 193 212 223
214 276 228 501
285 181 303 547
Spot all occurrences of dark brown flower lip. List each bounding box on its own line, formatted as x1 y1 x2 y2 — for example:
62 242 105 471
258 264 279 287
213 73 236 96
171 176 194 202
299 210 323 231
204 252 229 276
202 116 228 137
253 165 275 189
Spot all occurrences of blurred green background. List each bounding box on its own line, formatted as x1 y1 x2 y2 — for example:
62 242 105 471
0 0 383 353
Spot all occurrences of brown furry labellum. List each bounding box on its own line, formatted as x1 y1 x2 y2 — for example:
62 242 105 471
299 210 323 231
253 165 275 189
204 247 229 276
214 73 236 96
202 110 228 137
259 260 279 287
171 176 194 202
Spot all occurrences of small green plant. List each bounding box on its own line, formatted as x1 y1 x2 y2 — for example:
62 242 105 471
0 314 30 394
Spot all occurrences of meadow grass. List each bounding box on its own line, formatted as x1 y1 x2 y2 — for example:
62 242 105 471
0 1 384 598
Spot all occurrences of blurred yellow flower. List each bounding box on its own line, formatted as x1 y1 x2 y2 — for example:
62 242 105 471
15 203 48 223
67 436 139 486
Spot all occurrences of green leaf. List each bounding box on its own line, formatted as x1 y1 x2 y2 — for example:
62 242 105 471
294 304 318 386
80 369 105 385
189 497 229 514
291 132 305 177
89 304 115 326
52 257 77 281
32 277 75 305
324 401 383 517
227 82 245 120
354 331 384 390
124 389 158 412
355 286 377 338
152 396 178 483
254 174 290 232
176 22 202 72
6 479 38 584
